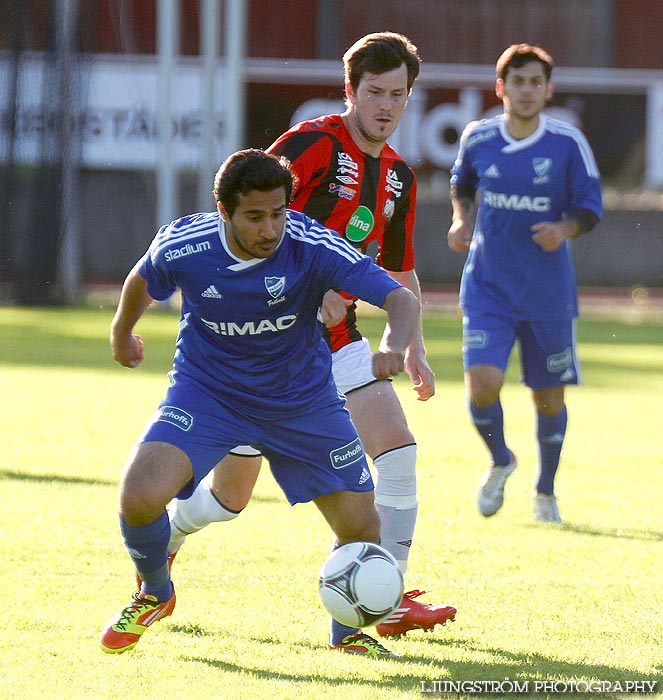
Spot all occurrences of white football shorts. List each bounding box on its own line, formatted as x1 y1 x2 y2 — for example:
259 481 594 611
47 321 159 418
331 337 379 395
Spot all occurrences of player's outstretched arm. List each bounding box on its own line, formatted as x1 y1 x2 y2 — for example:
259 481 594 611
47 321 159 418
110 263 154 368
372 287 420 381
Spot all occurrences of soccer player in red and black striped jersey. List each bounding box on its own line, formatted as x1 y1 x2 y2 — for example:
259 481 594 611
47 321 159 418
267 108 417 355
166 32 457 656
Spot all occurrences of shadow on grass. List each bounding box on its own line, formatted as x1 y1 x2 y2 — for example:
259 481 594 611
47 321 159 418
177 632 656 696
418 637 660 692
0 468 116 488
547 522 663 542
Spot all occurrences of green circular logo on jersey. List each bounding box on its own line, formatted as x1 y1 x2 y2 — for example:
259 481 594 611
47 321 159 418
345 205 375 242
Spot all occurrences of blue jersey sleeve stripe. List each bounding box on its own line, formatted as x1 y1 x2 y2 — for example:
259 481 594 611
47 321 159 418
152 215 217 241
547 119 601 178
151 219 218 258
288 215 365 264
289 229 365 264
451 118 497 185
305 221 364 260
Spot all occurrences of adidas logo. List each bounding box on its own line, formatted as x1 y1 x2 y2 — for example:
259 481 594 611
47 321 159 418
560 368 576 382
359 467 371 485
484 164 500 178
201 284 222 299
378 607 408 625
141 604 170 627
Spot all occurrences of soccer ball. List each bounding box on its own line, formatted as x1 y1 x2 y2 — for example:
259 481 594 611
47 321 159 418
318 542 404 627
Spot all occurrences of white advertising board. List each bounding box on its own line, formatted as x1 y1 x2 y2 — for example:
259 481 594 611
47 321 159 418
0 55 229 169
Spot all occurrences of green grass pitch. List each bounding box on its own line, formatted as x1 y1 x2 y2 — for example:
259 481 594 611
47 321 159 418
0 304 661 699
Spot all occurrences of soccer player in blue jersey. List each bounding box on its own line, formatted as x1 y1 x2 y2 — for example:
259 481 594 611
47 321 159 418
100 149 420 655
447 44 603 523
161 32 456 654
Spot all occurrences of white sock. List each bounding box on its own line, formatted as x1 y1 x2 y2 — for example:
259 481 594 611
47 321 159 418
375 502 418 573
373 444 418 572
168 476 240 553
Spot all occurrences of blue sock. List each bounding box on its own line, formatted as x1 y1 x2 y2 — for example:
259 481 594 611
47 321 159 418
469 400 511 466
330 618 359 646
119 511 173 602
535 407 567 495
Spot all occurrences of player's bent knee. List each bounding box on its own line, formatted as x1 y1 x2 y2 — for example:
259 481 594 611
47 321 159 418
170 475 243 535
468 385 501 407
119 475 171 523
336 518 380 545
211 485 253 512
466 366 504 406
314 489 380 544
210 450 262 511
119 492 165 526
338 499 381 543
533 387 565 416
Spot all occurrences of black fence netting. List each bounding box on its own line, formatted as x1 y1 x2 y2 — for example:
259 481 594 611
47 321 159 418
1 0 90 304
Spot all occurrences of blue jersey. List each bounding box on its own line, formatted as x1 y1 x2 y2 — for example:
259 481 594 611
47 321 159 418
451 114 603 320
139 209 400 419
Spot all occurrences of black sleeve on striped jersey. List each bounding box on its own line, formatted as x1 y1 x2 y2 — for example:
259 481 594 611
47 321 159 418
379 193 411 271
270 131 331 169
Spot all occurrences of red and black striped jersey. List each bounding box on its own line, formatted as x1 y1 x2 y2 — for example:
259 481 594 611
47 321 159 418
267 114 417 352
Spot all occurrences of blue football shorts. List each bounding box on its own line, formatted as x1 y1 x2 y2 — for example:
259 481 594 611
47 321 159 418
462 310 580 389
229 338 385 456
136 374 374 504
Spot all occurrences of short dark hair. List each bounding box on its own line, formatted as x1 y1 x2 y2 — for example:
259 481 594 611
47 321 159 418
343 32 421 95
213 149 294 218
496 43 554 82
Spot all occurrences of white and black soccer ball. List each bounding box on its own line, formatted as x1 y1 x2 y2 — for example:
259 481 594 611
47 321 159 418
318 542 404 627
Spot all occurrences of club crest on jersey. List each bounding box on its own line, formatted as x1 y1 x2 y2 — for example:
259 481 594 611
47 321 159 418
533 157 552 184
383 198 395 221
265 276 286 299
265 276 287 306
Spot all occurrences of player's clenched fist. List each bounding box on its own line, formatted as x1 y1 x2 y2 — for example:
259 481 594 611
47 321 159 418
111 332 144 368
372 350 406 380
447 219 472 251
